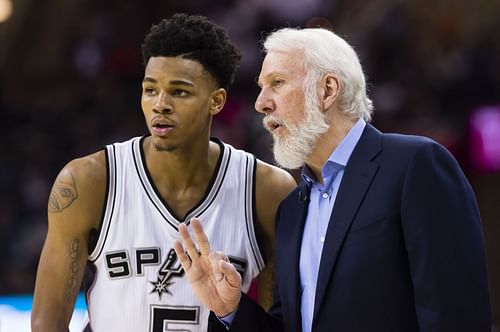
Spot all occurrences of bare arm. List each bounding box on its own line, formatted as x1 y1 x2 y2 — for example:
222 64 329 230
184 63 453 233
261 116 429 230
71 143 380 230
31 152 106 332
254 161 296 309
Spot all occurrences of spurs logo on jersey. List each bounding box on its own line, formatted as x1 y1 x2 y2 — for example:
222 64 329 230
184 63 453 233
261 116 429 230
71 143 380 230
104 247 248 299
83 137 264 332
150 248 184 298
103 247 185 298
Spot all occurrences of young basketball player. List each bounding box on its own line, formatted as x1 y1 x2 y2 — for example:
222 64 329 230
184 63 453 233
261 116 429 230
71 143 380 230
31 14 296 332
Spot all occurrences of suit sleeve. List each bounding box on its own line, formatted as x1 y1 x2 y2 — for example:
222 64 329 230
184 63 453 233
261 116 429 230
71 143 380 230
207 289 284 332
400 141 491 330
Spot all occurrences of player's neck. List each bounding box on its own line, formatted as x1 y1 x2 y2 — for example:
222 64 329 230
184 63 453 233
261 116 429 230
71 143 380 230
143 137 220 192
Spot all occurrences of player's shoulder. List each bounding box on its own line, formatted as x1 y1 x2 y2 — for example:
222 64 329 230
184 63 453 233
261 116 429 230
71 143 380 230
55 150 107 192
66 150 106 179
255 158 296 191
218 141 296 191
48 150 108 226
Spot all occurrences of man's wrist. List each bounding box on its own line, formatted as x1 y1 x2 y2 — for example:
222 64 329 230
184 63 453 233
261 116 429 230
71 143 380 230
217 308 238 328
214 300 239 318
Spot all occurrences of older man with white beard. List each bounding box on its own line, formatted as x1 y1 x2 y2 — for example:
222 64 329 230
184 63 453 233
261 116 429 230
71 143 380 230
174 27 491 332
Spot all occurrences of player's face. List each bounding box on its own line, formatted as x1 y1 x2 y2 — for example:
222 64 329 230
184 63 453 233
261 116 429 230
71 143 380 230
141 56 222 152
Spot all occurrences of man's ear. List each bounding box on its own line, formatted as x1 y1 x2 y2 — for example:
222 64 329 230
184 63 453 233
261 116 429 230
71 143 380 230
320 74 340 111
210 88 227 115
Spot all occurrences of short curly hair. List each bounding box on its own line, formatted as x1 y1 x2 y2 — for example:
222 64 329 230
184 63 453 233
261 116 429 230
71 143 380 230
141 14 241 91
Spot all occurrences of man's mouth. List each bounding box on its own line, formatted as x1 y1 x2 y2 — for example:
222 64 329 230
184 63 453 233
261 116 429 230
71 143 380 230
264 117 284 133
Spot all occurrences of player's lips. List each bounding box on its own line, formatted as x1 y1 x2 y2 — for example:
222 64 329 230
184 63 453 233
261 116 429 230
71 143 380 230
151 117 175 136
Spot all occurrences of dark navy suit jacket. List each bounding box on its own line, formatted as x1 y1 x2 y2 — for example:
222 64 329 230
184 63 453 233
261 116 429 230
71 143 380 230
209 124 491 332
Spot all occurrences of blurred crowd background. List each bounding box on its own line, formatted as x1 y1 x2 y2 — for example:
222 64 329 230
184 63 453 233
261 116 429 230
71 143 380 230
0 0 499 327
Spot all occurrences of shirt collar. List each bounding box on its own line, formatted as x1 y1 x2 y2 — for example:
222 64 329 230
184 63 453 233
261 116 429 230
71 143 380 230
301 118 366 185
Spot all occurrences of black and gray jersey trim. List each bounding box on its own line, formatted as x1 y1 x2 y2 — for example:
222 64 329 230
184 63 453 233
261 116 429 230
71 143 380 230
244 155 265 272
132 137 231 231
89 144 118 262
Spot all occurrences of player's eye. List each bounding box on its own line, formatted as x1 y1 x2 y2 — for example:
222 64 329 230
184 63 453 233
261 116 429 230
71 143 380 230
173 89 189 97
143 87 157 96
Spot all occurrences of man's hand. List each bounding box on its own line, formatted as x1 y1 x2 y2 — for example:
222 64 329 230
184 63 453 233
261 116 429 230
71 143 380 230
173 218 242 317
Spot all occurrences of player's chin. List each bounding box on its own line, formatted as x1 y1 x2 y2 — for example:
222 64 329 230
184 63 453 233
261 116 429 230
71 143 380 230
152 139 177 152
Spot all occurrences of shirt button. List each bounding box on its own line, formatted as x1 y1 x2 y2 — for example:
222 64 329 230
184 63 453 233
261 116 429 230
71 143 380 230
320 236 325 242
322 192 329 199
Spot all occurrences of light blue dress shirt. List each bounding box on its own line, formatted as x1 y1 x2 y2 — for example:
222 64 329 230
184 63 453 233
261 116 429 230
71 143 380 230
299 118 366 332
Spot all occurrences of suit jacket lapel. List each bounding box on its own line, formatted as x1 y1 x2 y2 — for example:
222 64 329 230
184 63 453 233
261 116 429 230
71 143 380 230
313 124 382 320
279 181 310 329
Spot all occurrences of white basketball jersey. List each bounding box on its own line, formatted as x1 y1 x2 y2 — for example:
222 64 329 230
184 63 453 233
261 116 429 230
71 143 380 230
83 136 264 332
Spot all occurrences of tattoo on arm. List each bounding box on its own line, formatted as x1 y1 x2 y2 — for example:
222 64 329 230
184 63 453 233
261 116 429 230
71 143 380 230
48 170 78 213
64 239 80 305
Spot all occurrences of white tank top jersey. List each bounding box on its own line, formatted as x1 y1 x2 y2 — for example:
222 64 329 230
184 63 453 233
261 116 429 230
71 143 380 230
82 136 265 332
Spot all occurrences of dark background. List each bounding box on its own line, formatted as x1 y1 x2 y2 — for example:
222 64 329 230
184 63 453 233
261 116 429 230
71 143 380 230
0 0 499 328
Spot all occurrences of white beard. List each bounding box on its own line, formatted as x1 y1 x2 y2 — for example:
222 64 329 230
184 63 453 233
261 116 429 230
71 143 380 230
264 94 329 169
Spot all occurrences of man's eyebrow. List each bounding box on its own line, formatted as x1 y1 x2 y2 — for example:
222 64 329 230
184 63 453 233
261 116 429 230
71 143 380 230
255 72 285 88
254 76 262 88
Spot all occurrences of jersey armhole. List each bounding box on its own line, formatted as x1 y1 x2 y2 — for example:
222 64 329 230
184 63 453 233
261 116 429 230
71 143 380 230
246 155 265 272
88 144 117 262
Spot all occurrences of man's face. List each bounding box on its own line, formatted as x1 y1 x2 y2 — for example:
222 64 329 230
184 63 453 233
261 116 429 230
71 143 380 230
255 51 307 139
141 56 217 152
255 51 329 169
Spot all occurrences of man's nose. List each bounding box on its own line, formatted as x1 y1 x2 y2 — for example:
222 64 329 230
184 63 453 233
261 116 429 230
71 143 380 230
254 89 275 115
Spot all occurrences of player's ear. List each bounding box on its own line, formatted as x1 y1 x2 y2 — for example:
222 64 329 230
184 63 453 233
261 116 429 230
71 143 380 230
210 88 226 115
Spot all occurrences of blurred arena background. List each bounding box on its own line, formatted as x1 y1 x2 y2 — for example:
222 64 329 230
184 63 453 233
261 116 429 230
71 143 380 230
0 0 499 330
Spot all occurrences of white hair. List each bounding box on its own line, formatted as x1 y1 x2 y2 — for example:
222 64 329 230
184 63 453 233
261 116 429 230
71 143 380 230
266 87 330 169
263 27 373 122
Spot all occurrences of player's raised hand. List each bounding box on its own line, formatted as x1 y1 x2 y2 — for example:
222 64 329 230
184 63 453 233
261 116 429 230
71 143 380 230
173 218 242 317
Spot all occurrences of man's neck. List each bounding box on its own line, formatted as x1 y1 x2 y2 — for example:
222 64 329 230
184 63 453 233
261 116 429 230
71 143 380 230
306 116 356 184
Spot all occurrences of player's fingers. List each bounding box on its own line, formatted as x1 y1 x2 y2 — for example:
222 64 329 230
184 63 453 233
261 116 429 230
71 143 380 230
219 260 242 289
173 240 191 271
191 218 210 257
209 251 227 282
178 223 200 263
